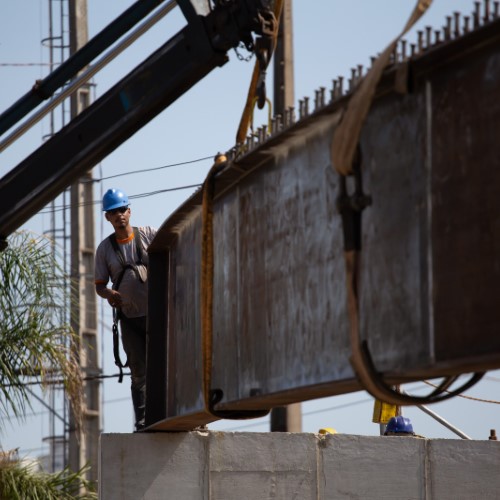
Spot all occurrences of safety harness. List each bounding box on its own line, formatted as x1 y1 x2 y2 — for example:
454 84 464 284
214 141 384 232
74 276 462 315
109 227 147 383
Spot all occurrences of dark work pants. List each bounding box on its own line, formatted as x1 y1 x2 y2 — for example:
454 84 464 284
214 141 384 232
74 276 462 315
120 315 146 430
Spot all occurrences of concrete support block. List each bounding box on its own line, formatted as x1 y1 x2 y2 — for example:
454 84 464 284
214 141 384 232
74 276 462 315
428 440 500 499
209 432 318 499
319 435 426 499
99 433 208 499
99 432 500 500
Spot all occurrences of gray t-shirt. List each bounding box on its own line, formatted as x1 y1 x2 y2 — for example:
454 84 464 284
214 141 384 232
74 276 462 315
95 226 157 318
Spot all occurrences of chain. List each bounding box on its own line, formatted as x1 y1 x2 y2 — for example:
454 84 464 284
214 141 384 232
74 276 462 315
233 43 254 62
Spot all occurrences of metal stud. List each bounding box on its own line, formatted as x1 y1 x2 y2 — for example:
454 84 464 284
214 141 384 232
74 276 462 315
474 1 481 28
417 31 424 52
425 26 432 47
350 68 357 90
255 128 261 146
298 99 304 120
319 87 325 108
453 12 461 37
400 40 407 60
330 80 337 102
484 0 490 22
270 116 277 135
463 16 470 33
330 80 335 102
275 114 283 131
445 17 452 41
261 126 267 142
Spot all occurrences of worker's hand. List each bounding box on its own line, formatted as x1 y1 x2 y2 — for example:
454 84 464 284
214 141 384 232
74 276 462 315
107 290 123 308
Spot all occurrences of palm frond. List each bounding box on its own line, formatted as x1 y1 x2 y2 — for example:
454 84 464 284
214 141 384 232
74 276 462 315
0 231 83 429
0 454 97 500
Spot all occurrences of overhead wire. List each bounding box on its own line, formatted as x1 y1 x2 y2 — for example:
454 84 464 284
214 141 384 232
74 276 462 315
91 155 214 182
0 397 131 422
36 154 213 214
423 379 500 405
38 183 203 215
1 372 132 388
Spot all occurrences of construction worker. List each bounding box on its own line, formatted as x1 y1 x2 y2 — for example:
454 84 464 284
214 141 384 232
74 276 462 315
94 188 157 431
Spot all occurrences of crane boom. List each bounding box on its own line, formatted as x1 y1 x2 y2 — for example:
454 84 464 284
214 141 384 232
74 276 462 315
0 0 274 247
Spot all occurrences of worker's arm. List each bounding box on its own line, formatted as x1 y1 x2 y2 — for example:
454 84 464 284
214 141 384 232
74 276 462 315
95 283 123 308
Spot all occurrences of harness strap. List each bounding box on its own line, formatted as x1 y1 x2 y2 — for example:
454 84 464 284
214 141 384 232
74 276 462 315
108 227 147 289
108 227 147 382
112 309 128 383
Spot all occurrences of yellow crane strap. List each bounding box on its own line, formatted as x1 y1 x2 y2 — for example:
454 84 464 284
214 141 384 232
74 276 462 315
201 158 220 412
251 96 273 134
200 154 270 420
331 0 433 176
235 0 284 146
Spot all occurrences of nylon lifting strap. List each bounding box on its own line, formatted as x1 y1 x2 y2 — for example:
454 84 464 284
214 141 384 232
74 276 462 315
108 227 146 383
331 0 485 405
201 158 269 419
235 0 283 146
336 145 484 406
331 0 433 176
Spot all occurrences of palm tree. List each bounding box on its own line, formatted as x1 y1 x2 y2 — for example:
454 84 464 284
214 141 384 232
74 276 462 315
0 231 96 499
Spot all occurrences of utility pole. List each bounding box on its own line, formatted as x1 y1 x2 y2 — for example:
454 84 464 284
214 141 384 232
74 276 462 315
68 0 101 484
270 0 302 433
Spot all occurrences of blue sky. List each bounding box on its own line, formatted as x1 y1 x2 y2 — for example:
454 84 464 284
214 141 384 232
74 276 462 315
1 0 499 459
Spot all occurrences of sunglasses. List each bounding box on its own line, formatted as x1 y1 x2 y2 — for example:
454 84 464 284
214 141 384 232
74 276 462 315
106 206 129 215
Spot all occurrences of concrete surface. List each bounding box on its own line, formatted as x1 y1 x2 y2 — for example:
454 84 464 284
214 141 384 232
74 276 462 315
99 431 500 499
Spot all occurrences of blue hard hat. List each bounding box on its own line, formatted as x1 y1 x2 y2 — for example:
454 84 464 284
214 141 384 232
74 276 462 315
384 416 414 435
102 188 129 211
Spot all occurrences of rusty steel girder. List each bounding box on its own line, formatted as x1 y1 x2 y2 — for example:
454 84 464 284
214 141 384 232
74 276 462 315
145 16 500 430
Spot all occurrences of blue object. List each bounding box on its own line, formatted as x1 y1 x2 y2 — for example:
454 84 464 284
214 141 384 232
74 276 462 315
384 416 414 435
102 188 129 211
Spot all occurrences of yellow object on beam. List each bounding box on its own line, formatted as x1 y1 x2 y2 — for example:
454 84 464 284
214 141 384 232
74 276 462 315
372 399 398 424
318 427 337 435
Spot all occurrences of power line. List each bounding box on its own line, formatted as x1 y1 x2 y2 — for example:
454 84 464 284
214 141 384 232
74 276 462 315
37 154 212 214
1 371 131 388
91 155 214 182
423 380 500 404
38 183 202 215
0 396 131 421
0 63 52 67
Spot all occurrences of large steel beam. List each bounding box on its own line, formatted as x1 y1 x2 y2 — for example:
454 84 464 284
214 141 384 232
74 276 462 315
146 17 500 430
